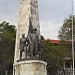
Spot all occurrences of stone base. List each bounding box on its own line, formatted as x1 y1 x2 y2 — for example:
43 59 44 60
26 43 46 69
13 60 47 75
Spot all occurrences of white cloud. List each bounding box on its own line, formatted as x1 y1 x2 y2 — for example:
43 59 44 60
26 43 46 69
0 0 19 25
0 0 75 39
40 21 63 39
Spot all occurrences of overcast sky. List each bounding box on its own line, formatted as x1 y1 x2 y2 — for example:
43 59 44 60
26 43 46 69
0 0 75 39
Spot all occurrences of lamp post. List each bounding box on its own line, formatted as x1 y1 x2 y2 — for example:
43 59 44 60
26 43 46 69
71 0 74 75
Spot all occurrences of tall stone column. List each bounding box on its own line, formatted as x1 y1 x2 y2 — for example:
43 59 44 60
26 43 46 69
14 0 40 63
13 0 47 75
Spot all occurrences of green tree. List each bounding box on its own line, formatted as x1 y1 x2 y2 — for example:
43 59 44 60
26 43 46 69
43 39 71 75
0 21 16 75
58 15 75 41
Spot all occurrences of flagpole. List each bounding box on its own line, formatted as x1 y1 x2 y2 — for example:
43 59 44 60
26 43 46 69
71 0 74 75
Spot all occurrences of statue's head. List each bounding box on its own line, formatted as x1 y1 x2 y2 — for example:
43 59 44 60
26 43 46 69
39 35 45 40
22 33 25 37
32 28 37 33
34 28 37 31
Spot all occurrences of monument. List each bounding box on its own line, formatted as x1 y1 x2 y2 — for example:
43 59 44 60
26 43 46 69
13 0 47 75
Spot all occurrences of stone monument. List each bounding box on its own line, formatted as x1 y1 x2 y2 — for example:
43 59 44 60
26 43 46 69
13 0 47 75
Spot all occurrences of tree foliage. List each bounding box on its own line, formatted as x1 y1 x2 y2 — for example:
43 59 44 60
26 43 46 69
42 39 71 75
58 15 75 41
43 39 71 62
0 21 16 74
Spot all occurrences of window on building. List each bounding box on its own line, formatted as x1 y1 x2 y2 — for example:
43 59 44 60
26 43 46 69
65 60 71 68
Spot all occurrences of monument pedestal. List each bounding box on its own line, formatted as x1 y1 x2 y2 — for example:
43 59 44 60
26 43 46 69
13 60 47 75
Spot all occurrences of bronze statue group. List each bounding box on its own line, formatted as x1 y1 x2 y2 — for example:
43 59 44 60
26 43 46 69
19 28 45 60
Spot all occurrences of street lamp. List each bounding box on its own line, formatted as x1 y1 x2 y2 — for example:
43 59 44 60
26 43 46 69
71 0 74 75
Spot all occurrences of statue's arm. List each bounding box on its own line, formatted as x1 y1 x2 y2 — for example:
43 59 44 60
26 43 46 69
28 34 32 43
19 39 21 49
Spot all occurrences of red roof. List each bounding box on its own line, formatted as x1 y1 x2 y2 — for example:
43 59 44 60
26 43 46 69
50 40 59 44
50 39 72 45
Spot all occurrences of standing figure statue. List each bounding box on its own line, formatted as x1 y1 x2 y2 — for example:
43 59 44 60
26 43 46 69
19 33 26 59
28 28 39 57
38 35 45 58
